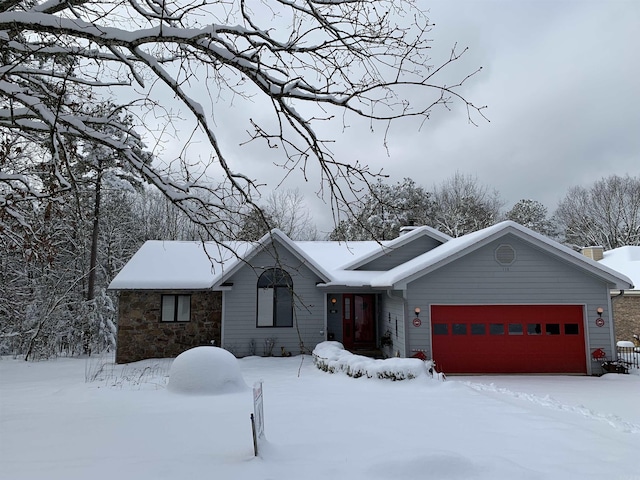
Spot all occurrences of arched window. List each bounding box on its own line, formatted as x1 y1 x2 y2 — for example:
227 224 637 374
257 268 293 327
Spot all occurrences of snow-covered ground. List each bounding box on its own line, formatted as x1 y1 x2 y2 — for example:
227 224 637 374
1 348 639 480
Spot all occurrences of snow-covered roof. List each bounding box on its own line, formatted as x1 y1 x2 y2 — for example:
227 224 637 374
371 221 633 290
107 241 254 290
599 246 639 291
213 229 335 286
109 221 634 291
371 226 498 288
108 230 369 290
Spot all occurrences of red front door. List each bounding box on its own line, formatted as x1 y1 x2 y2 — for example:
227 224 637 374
342 294 376 350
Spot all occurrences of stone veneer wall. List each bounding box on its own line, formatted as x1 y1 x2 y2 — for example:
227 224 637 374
612 294 640 342
116 290 222 364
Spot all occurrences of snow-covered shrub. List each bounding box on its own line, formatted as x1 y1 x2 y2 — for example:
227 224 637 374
312 341 435 381
168 346 248 395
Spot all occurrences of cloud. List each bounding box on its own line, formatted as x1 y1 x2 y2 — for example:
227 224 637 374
149 1 639 234
353 0 640 222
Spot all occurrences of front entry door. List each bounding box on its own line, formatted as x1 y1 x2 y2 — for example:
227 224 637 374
342 294 376 350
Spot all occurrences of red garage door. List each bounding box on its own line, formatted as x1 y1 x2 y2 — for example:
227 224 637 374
431 305 586 374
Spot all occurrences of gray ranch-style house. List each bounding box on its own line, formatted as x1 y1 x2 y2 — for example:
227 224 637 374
108 221 633 375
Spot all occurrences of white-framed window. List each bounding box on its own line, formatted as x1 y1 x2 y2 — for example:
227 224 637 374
161 294 191 322
256 268 293 327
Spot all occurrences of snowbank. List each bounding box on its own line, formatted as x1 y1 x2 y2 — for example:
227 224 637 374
3 353 640 479
168 346 248 395
312 341 439 381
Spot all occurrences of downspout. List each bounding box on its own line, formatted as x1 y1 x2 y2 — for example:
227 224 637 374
220 288 226 349
323 293 328 341
386 288 405 357
607 289 625 362
612 288 625 339
382 288 404 357
401 289 410 358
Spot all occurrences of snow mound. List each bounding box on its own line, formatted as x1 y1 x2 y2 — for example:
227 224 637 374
312 341 438 381
168 347 248 395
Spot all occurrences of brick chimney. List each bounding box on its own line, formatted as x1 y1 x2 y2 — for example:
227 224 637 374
581 246 604 261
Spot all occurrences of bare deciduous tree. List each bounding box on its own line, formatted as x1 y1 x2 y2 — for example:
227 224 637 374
236 188 318 240
264 189 318 240
1 0 485 247
432 172 503 237
554 174 640 250
1 1 487 358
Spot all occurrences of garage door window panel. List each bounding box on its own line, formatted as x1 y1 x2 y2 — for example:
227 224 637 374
564 324 580 335
490 323 504 335
433 323 448 335
527 323 542 335
471 323 486 335
545 323 560 335
452 323 467 335
508 323 523 335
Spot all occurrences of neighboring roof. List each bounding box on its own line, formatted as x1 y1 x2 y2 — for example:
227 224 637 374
109 221 635 292
599 246 639 291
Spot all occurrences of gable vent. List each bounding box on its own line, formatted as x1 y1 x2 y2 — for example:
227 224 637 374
495 244 516 265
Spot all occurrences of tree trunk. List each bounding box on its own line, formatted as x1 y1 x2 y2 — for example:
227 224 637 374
87 166 102 302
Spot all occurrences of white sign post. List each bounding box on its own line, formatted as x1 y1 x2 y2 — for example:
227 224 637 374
251 381 265 456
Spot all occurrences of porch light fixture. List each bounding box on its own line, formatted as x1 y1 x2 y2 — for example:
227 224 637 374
414 307 421 317
596 307 604 317
330 297 337 305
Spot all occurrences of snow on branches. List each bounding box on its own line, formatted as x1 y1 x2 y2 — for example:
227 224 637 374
1 0 485 243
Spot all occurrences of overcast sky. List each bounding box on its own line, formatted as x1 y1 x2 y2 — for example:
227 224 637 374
413 0 640 210
299 0 638 233
164 0 639 235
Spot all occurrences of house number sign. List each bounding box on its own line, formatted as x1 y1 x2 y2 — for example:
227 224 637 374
412 318 422 327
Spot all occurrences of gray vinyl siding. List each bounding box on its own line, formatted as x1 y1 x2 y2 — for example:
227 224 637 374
357 237 443 271
404 234 614 374
379 291 406 357
222 241 325 357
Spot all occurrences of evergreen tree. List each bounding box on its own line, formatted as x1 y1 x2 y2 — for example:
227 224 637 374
330 178 434 241
505 199 554 236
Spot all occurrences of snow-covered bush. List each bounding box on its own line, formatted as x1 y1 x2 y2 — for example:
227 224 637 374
168 347 248 395
312 341 438 381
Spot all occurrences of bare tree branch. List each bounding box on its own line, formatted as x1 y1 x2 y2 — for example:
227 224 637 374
1 0 486 246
